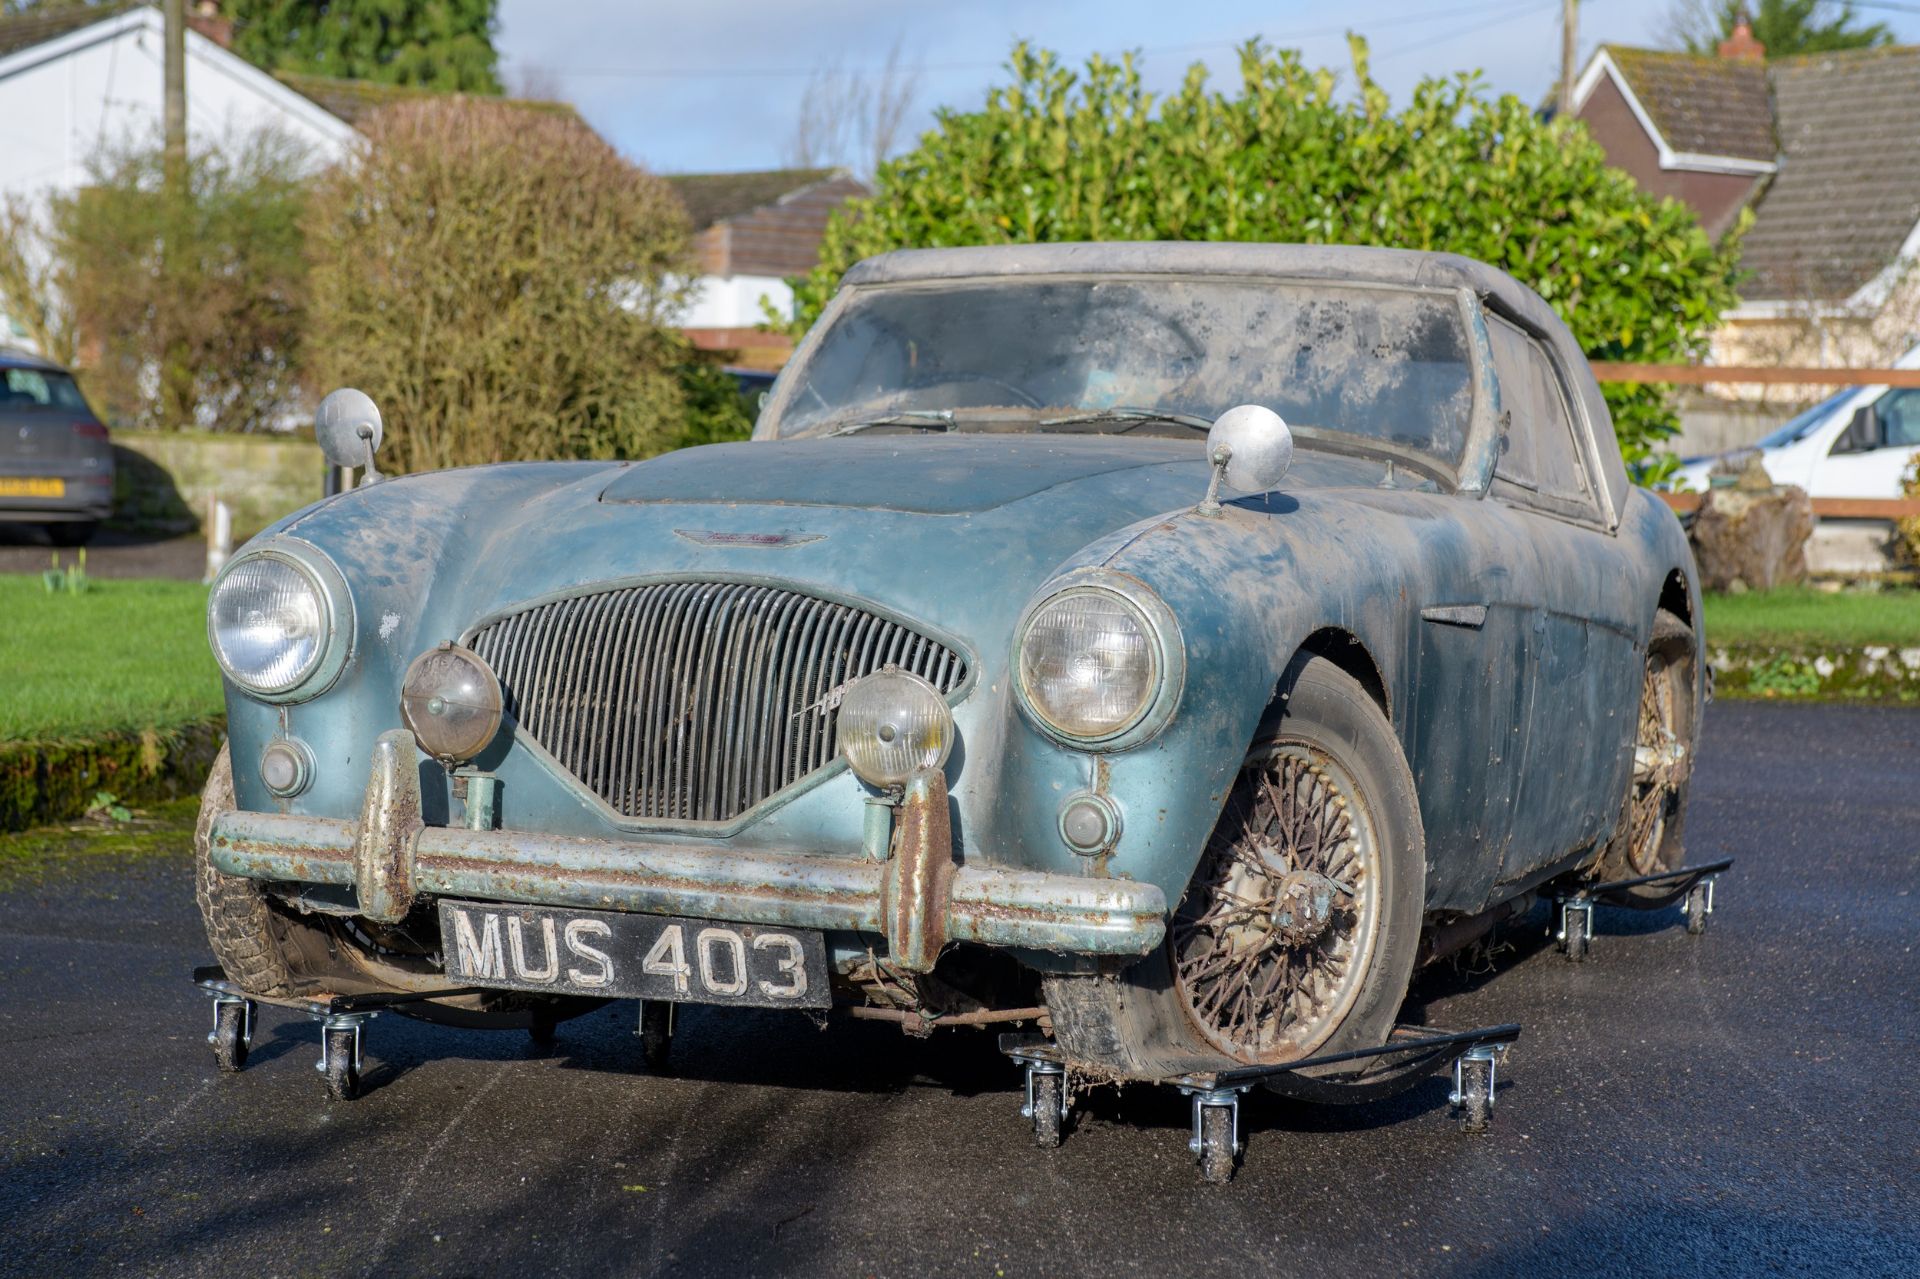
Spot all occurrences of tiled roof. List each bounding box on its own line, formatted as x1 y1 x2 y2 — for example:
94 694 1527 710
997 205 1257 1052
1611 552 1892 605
1603 46 1775 161
0 3 136 59
664 168 840 233
1740 45 1920 301
274 71 579 129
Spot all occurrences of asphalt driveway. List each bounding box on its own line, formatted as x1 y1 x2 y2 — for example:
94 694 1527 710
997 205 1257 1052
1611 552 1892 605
0 702 1914 1278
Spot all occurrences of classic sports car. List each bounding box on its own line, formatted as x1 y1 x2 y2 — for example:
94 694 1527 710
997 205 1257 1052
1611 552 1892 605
197 243 1702 1159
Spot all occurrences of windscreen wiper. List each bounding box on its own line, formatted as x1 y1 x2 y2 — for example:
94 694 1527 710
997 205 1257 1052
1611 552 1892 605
826 410 956 437
1038 407 1213 433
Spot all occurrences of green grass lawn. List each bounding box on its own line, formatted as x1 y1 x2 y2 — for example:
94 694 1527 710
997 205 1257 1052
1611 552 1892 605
1701 587 1920 650
0 574 221 741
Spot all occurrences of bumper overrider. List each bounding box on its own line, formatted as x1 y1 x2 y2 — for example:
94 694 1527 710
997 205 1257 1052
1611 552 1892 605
209 730 1167 970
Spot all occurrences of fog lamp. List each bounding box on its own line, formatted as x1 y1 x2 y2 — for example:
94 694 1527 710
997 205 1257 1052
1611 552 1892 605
837 667 954 788
400 642 504 765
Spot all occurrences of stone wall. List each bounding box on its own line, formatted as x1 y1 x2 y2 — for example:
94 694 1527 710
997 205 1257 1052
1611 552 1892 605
112 430 324 537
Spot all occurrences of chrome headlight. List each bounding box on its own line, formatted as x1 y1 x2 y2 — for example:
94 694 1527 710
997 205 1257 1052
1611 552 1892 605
207 543 353 701
1015 574 1183 748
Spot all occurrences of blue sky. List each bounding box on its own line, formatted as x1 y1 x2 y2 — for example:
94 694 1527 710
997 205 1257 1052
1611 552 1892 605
493 1 1920 175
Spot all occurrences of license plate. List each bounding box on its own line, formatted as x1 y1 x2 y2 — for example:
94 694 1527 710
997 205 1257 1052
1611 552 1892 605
0 477 63 498
436 901 830 1009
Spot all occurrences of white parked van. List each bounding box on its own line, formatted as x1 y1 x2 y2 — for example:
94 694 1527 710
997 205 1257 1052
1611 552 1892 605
1671 344 1920 499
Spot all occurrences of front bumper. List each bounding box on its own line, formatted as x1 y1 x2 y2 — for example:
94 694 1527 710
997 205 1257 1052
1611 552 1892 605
208 730 1166 966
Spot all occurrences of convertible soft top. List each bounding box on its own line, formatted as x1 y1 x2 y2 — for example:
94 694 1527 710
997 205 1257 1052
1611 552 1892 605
842 242 1630 524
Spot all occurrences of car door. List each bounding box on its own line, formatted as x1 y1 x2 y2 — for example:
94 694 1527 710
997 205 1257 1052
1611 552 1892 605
1481 316 1643 884
1810 386 1920 498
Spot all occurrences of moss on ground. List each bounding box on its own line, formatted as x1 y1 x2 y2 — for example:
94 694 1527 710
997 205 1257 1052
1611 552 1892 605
0 795 199 890
1709 645 1920 703
0 720 223 833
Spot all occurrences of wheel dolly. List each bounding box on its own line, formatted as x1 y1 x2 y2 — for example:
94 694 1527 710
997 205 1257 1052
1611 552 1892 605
1002 1021 1523 1183
193 965 485 1100
1552 858 1734 962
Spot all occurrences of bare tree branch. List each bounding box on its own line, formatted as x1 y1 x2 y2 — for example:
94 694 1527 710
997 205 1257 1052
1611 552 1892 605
785 38 918 180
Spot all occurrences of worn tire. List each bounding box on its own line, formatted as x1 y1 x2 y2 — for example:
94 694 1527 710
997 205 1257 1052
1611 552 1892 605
1457 1056 1492 1134
1045 654 1425 1086
1030 1072 1063 1149
1198 1105 1236 1184
1595 609 1697 896
210 1000 250 1073
1685 883 1711 936
323 1027 360 1100
639 1002 673 1074
194 745 300 998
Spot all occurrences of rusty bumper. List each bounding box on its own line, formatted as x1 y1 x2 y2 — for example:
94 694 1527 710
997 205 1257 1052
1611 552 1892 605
208 730 1166 965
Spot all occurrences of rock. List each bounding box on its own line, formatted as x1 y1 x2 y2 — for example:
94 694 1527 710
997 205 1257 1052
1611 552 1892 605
1734 452 1775 492
1689 482 1814 592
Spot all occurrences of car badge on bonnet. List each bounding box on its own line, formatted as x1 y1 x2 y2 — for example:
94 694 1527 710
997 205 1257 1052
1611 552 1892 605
673 529 824 547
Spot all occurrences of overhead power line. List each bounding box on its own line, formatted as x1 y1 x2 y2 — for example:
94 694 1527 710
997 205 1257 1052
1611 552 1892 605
521 0 1563 80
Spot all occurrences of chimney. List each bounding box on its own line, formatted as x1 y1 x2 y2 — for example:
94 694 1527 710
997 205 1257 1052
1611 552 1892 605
1718 15 1765 62
187 1 234 49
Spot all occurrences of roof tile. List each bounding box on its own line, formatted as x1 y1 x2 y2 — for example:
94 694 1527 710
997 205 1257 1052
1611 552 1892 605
1603 45 1776 162
1740 45 1920 300
664 169 841 232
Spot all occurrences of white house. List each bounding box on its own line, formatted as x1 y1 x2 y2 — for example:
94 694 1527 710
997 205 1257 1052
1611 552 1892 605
0 4 354 204
0 3 356 347
663 168 869 368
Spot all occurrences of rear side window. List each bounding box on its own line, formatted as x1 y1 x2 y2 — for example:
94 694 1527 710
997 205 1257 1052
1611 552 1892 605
1 368 89 412
1486 318 1594 512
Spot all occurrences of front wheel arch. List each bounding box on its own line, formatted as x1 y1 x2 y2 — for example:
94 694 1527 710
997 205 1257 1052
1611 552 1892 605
1045 652 1425 1081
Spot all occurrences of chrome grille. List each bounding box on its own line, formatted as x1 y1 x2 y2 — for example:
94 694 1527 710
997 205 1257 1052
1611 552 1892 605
469 582 967 822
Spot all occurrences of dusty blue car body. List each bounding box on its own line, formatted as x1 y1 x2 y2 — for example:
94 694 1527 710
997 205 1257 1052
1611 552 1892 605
208 244 1703 995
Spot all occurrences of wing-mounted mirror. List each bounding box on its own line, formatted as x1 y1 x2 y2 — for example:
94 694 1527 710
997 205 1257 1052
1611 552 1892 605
316 388 386 484
1197 404 1293 517
1835 405 1883 455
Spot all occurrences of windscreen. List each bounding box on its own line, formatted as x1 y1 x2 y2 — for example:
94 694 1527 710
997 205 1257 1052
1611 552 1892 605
773 276 1475 465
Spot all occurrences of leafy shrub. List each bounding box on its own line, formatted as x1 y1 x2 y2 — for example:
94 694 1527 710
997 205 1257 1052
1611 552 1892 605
793 38 1743 480
670 358 757 451
1897 450 1920 569
52 132 313 432
305 99 696 472
1745 653 1823 697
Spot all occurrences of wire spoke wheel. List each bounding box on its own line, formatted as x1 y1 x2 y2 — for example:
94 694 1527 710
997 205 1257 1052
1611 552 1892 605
1626 654 1681 875
1172 745 1384 1064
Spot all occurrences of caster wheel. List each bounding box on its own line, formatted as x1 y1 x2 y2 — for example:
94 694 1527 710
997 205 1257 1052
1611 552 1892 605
1029 1071 1063 1149
528 1009 558 1051
1559 904 1591 963
210 999 252 1073
322 1026 361 1101
639 1002 673 1074
1684 883 1711 935
1198 1106 1237 1184
1456 1056 1493 1134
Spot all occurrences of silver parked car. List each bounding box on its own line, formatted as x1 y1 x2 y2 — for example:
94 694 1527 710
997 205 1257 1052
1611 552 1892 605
0 347 113 545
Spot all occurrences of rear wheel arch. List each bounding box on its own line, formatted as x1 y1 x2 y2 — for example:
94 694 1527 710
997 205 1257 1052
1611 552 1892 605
1658 568 1694 633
